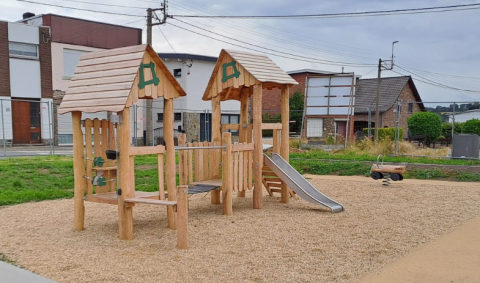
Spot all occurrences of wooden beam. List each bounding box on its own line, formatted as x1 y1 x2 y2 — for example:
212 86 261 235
210 95 221 205
261 123 282 130
129 145 165 156
178 134 187 185
238 89 249 198
72 111 85 231
117 107 134 240
253 83 263 209
231 143 254 152
176 185 188 249
281 85 290 204
222 132 233 215
164 98 176 230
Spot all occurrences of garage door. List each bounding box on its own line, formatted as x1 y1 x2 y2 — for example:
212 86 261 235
307 118 323 138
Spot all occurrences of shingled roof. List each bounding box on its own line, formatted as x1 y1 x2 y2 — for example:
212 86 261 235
355 76 424 114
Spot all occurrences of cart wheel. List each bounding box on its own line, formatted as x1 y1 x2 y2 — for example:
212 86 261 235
398 174 404 181
391 173 401 181
371 172 383 180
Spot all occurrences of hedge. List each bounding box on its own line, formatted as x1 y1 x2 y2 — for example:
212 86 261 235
363 127 403 140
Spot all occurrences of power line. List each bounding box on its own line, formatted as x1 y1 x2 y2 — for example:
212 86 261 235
171 18 375 67
167 21 374 68
396 64 480 80
62 0 150 10
170 3 480 19
16 0 145 17
154 12 176 52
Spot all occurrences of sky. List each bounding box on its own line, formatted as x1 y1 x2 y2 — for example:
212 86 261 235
2 0 480 106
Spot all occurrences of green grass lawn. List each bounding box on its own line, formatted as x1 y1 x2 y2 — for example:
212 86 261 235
0 151 478 206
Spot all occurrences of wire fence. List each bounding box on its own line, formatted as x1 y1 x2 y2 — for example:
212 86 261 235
1 97 480 158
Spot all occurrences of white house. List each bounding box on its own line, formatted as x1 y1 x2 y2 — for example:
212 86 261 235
449 109 480 123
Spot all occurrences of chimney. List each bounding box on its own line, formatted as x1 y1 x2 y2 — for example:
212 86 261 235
22 12 35 19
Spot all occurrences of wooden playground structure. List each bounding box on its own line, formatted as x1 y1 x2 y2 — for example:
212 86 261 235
59 45 298 249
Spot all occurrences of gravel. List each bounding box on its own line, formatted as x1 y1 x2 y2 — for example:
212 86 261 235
1 177 479 283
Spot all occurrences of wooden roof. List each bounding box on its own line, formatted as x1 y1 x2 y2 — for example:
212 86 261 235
58 44 186 114
202 49 298 101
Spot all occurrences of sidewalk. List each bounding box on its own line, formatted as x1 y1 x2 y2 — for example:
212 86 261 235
0 261 56 283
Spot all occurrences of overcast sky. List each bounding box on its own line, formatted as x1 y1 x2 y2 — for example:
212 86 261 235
2 0 480 106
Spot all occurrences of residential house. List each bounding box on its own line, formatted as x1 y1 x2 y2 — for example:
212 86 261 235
154 53 240 143
18 13 142 145
354 76 425 137
448 109 480 123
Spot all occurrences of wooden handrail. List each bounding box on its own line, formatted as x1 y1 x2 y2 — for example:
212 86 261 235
129 145 165 156
261 123 282 130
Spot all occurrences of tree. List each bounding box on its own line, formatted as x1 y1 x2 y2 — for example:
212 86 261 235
441 122 462 137
461 119 480 136
407 112 442 146
289 91 304 133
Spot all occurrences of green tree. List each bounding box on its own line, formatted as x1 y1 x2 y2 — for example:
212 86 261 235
441 122 463 137
289 91 304 133
461 119 480 136
407 112 442 146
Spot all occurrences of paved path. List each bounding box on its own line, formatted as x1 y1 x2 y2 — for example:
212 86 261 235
0 261 56 283
305 174 480 283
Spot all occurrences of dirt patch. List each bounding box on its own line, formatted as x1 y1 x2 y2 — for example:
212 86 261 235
0 178 479 283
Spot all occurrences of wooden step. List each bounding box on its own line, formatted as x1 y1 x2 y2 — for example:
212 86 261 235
92 166 117 171
124 198 177 206
270 188 281 193
264 177 281 182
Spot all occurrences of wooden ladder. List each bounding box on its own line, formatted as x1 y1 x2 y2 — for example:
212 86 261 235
262 164 295 197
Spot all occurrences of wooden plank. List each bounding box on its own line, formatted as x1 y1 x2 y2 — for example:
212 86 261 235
93 119 101 193
203 141 209 181
253 83 263 208
67 83 133 95
237 63 245 86
77 51 144 67
164 98 176 230
178 134 187 185
158 153 165 200
81 45 146 60
129 155 135 202
72 112 85 231
58 105 125 115
222 132 232 215
248 151 253 190
281 85 290 204
210 95 221 204
193 142 199 182
61 97 128 108
84 119 93 195
124 198 177 206
129 145 166 156
233 150 238 192
222 124 240 131
239 148 244 192
176 185 188 249
198 142 204 182
100 120 109 194
108 120 115 192
187 143 193 184
75 59 141 74
261 123 282 130
69 74 137 88
71 67 138 81
232 143 254 151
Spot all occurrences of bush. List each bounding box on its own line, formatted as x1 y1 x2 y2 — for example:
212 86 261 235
362 127 403 140
442 122 463 137
407 112 442 145
289 91 304 133
461 119 480 136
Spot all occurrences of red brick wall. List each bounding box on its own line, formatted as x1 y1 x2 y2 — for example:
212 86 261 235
39 27 52 99
261 73 306 113
0 22 11 97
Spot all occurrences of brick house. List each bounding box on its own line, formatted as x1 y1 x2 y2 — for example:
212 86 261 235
354 76 425 137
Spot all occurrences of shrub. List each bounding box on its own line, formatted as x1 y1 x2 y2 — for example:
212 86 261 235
289 91 304 133
461 119 480 136
407 112 442 146
362 127 403 140
441 122 462 137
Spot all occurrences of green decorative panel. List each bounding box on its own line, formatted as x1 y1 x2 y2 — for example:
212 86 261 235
222 60 241 83
138 62 160 89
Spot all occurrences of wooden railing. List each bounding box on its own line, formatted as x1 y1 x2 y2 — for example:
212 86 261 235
82 118 116 195
222 132 254 193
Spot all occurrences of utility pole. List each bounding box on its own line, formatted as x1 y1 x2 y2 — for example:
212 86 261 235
145 2 167 146
374 41 398 143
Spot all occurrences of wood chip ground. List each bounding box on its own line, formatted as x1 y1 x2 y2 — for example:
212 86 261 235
0 177 479 283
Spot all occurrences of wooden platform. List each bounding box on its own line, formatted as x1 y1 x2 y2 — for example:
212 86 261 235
124 198 176 206
85 191 161 205
190 179 222 187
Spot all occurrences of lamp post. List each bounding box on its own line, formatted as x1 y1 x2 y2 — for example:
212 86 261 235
374 41 399 143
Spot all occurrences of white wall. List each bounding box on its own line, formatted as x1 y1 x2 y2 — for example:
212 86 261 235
449 111 480 123
51 42 105 91
40 99 53 141
8 22 39 44
9 58 41 98
0 98 13 140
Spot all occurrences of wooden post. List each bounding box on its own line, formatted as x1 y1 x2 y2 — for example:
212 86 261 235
210 95 221 204
281 85 290 203
117 107 134 240
176 185 188 249
222 132 233 215
164 98 176 230
253 83 263 209
178 134 187 185
72 111 85 231
238 88 249 197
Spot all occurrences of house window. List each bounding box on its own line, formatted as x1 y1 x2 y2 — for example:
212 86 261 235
408 102 413 113
174 68 181 77
157 112 182 121
221 114 240 134
63 49 88 79
9 42 38 59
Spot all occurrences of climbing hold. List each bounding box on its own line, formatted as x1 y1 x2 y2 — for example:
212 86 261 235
93 156 105 167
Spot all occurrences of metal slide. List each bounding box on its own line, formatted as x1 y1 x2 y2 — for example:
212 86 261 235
264 153 344 213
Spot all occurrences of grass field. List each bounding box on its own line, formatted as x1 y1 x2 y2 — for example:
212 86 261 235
0 151 478 206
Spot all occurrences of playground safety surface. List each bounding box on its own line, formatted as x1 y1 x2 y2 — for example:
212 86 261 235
0 176 479 283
